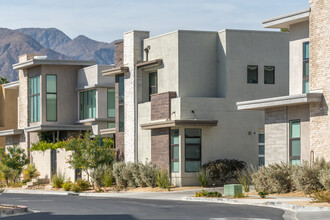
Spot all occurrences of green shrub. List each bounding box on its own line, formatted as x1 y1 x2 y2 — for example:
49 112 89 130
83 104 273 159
113 162 127 187
319 168 330 190
236 168 252 192
63 181 72 191
91 165 113 188
76 179 90 191
0 165 15 187
23 164 40 181
252 163 294 193
156 169 171 190
196 168 209 187
71 183 82 193
102 170 114 187
258 191 269 198
51 173 65 188
292 161 323 194
203 159 246 186
195 190 222 197
139 162 157 187
310 190 330 203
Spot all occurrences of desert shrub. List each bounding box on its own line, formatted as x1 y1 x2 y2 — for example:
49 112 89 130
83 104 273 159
292 161 323 194
23 164 40 181
102 169 114 187
9 182 24 188
130 163 144 187
319 168 330 190
139 162 157 187
122 162 137 188
0 165 15 187
63 181 72 191
196 168 209 187
195 190 222 197
113 162 127 187
258 191 269 198
203 159 246 186
71 183 82 193
252 162 294 193
156 169 171 190
76 179 90 191
236 168 252 192
91 165 113 188
51 173 65 188
310 190 330 203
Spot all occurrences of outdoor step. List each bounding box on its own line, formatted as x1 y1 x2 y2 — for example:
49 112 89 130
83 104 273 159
44 185 53 190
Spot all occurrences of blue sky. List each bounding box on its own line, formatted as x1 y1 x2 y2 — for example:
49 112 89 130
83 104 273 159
0 0 309 43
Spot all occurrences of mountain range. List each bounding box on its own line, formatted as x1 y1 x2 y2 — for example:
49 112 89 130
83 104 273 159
0 27 119 81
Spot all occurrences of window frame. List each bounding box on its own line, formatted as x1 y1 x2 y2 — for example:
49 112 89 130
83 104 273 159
184 129 201 173
118 75 125 132
29 75 40 123
302 42 309 93
289 120 301 164
171 129 179 173
247 65 258 84
46 74 57 122
79 89 96 120
107 88 115 118
264 66 275 84
148 72 158 101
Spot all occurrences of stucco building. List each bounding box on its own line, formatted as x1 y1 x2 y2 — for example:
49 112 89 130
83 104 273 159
103 29 289 186
0 55 116 181
237 0 329 165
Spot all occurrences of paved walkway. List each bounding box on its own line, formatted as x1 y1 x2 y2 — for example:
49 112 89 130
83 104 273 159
3 187 330 220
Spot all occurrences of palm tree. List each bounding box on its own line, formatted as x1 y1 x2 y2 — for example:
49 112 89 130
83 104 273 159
0 77 9 85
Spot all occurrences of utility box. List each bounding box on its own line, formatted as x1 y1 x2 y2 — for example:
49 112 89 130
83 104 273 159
224 184 242 196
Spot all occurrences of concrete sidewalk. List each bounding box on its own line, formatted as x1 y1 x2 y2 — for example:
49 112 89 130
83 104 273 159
3 188 330 220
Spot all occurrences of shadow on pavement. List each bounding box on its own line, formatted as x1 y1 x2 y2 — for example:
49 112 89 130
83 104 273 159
2 212 139 220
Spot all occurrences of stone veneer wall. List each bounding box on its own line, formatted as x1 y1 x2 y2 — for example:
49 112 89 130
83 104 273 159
115 41 124 68
151 128 170 171
151 92 177 121
309 0 330 161
123 31 149 162
265 107 288 165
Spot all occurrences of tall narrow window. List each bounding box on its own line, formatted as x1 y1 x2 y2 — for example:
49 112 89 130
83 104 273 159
264 66 275 84
247 65 258 84
107 89 115 118
258 133 265 166
79 89 96 120
29 75 40 122
46 75 57 121
185 129 201 172
289 120 301 165
118 75 125 132
303 42 309 93
171 129 179 173
149 72 157 100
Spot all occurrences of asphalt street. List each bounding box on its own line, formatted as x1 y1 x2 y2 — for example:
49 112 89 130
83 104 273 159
0 193 285 220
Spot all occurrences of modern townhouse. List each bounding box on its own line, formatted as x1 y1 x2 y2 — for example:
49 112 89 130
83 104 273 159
0 81 18 147
0 54 116 181
237 0 329 165
102 28 290 186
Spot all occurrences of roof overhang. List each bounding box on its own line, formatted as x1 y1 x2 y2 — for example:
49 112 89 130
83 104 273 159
0 129 24 137
99 128 116 136
262 8 310 29
76 118 115 124
76 84 115 91
136 59 162 70
237 92 323 110
3 81 19 89
102 66 129 77
141 119 218 130
13 59 96 70
24 125 91 133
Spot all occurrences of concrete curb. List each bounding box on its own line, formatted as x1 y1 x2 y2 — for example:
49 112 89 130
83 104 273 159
4 189 71 196
0 204 28 217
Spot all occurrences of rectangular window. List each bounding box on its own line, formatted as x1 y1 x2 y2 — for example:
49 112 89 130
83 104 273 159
118 75 125 132
79 89 96 120
247 65 258 84
171 129 179 173
46 75 57 121
185 129 201 172
107 122 115 129
149 72 157 101
107 89 115 118
303 42 309 93
29 75 40 122
289 120 301 165
264 66 275 84
258 133 265 166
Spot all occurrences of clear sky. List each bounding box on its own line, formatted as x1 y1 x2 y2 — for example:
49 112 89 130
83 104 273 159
0 0 310 43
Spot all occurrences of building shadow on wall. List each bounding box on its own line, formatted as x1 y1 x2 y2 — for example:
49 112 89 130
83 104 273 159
2 212 139 220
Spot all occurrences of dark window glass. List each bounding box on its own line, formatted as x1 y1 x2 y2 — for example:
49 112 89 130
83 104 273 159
258 133 265 166
46 75 57 121
79 89 96 120
118 76 124 104
107 89 115 118
303 42 309 93
247 65 258 84
289 120 301 165
29 75 40 122
264 66 275 84
185 129 201 172
149 72 157 101
118 75 125 132
119 105 124 132
171 129 179 173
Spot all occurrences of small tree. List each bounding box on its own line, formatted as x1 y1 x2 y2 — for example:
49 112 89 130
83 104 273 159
0 165 15 187
0 77 9 85
0 146 29 182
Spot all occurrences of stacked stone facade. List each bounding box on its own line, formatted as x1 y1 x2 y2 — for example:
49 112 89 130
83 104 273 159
309 0 330 161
